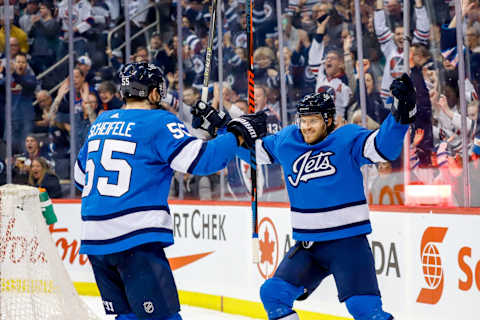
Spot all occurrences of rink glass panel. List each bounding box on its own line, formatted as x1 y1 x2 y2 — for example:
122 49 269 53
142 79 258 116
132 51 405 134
3 0 477 208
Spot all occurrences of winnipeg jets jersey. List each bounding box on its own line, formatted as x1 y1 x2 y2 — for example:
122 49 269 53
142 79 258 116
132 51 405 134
75 109 239 255
248 113 408 241
374 6 430 102
308 34 352 118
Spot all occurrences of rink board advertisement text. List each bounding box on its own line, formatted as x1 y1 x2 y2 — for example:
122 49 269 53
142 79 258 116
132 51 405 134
50 200 479 319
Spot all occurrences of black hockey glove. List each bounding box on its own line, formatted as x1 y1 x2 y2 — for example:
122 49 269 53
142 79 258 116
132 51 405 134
191 100 231 137
226 111 267 149
390 73 417 124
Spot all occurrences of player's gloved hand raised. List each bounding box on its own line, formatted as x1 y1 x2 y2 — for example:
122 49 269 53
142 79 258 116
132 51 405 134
226 111 267 148
390 73 417 124
191 100 231 137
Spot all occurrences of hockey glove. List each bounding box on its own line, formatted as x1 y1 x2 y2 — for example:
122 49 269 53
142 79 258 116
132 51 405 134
226 111 267 149
390 73 417 124
191 100 231 137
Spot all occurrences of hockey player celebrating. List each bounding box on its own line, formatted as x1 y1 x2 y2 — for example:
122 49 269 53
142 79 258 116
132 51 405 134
74 62 266 320
193 73 416 320
257 74 416 320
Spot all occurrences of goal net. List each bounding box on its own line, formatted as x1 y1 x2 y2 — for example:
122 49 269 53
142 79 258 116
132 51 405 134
0 184 100 320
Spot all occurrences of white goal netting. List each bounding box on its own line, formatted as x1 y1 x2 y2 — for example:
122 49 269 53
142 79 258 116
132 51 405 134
0 184 100 320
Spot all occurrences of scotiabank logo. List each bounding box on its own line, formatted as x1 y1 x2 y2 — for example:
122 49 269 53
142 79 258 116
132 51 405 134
417 227 448 304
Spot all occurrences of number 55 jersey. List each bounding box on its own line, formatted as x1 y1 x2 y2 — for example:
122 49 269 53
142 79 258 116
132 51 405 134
75 109 239 255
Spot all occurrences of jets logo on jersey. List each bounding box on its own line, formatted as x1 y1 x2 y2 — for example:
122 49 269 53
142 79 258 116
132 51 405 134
287 150 336 187
305 66 316 81
193 55 205 74
234 32 247 48
110 113 120 118
317 85 336 100
390 56 404 79
226 74 235 87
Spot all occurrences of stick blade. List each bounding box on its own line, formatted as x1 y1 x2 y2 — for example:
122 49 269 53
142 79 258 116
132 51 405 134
252 237 260 264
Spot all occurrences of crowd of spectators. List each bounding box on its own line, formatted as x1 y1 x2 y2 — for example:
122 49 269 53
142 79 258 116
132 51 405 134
0 0 479 205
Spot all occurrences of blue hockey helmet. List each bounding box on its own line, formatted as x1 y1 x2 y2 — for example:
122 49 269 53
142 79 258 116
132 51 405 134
119 62 166 100
296 89 336 133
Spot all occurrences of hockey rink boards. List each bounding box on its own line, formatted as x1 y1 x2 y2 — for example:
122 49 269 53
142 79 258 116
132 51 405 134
48 200 479 320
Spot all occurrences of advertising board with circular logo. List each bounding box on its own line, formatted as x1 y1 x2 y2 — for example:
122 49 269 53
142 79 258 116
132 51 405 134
256 217 279 279
417 226 448 305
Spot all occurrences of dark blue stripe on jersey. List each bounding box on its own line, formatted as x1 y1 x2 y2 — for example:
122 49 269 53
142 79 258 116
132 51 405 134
77 159 85 173
82 205 170 221
187 141 207 174
261 140 275 163
362 130 377 163
291 200 367 213
81 227 172 245
75 181 84 192
376 29 390 40
373 132 390 161
167 137 196 164
293 220 370 233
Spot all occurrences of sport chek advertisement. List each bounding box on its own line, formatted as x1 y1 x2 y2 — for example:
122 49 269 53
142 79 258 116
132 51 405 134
46 201 479 319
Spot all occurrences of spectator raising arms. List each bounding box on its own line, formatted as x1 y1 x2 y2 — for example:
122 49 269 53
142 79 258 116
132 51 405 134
309 14 352 122
374 0 430 103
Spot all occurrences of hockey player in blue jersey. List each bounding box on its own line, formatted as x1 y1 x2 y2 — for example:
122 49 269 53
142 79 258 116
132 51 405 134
256 74 416 320
193 73 416 320
74 62 267 320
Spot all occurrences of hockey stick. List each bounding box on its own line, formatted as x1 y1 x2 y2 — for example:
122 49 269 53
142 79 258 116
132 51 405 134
197 0 230 133
201 0 218 103
246 0 259 264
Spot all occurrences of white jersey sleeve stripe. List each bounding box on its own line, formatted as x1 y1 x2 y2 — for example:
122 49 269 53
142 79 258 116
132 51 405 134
362 129 389 163
255 139 273 165
170 138 204 173
82 209 172 241
74 160 86 187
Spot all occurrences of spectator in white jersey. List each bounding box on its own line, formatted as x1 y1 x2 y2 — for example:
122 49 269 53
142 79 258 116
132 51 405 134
308 13 352 122
57 0 94 56
374 0 430 103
